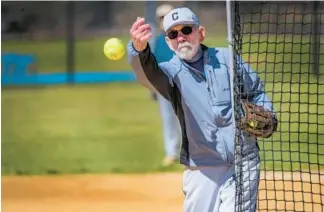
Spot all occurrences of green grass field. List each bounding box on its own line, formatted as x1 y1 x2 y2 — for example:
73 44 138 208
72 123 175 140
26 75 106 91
245 35 324 83
2 83 324 175
261 82 324 171
2 83 184 175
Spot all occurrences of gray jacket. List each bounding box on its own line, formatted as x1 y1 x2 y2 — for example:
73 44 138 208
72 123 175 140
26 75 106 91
127 41 275 167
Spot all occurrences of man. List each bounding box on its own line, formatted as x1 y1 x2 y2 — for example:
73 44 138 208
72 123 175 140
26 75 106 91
127 7 277 212
152 4 181 166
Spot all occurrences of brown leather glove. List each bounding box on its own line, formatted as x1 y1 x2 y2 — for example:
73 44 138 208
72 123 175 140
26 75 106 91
239 101 278 138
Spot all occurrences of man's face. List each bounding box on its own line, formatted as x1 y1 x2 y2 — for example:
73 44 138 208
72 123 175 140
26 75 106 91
165 24 205 60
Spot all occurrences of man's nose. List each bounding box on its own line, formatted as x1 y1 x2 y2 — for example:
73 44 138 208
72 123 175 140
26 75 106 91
177 34 186 42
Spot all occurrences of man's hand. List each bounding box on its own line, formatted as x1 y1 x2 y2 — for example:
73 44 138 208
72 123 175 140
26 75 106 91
130 17 153 52
239 101 278 138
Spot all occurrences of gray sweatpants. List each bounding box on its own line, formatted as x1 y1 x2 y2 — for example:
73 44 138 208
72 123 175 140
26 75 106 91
182 154 260 212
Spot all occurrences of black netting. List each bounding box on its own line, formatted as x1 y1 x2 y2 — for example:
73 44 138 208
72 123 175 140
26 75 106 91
232 2 324 212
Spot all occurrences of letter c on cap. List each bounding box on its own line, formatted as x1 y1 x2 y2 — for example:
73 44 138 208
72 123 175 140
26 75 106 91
172 12 179 21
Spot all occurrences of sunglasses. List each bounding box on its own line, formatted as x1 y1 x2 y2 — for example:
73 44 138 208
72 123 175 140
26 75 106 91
166 26 193 40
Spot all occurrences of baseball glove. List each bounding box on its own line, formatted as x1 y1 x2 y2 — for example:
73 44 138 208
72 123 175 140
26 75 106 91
239 101 278 138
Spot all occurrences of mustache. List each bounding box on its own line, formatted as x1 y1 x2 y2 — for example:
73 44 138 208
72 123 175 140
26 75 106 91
178 42 193 50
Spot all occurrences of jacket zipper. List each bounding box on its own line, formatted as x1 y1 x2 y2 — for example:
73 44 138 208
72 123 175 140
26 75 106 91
204 66 215 102
209 69 217 100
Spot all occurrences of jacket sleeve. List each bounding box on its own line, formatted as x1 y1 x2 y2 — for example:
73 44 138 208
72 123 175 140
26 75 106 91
127 41 172 101
237 57 275 114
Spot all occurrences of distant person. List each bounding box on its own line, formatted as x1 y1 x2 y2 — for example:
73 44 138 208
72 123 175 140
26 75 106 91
152 4 181 166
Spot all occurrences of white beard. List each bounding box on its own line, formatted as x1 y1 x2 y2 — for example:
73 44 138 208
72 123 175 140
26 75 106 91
175 42 199 61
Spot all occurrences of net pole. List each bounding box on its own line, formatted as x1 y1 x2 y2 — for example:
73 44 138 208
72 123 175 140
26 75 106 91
226 1 243 211
226 0 236 107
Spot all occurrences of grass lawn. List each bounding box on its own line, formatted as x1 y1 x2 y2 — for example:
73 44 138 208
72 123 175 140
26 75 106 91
1 83 184 175
243 35 324 83
259 82 324 171
242 35 324 171
2 83 324 175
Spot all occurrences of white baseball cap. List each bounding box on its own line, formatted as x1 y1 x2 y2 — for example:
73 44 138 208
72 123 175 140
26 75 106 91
163 7 200 32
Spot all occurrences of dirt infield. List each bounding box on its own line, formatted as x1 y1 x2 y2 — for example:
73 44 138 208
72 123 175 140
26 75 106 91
2 172 323 212
258 171 324 212
2 173 184 212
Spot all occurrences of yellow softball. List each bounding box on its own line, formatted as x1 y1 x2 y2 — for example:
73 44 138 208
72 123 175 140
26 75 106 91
103 38 125 61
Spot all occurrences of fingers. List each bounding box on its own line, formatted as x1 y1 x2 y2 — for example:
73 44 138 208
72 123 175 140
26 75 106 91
134 29 152 41
130 17 145 34
130 17 152 51
133 24 151 39
131 23 150 38
131 17 152 41
134 31 152 41
137 24 151 33
141 32 152 41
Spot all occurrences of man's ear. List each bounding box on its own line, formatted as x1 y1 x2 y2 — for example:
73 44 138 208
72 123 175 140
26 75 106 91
165 37 175 51
199 26 206 43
